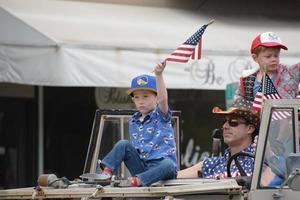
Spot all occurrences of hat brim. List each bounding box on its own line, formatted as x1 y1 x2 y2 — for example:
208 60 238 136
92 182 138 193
212 106 259 117
260 42 288 50
126 88 157 96
212 106 239 114
212 106 260 127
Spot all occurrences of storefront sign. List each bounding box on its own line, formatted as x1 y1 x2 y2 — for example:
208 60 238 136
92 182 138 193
95 87 134 109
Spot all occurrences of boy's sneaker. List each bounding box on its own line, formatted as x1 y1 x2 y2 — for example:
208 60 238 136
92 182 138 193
96 171 112 181
96 167 113 181
117 176 140 187
79 172 111 181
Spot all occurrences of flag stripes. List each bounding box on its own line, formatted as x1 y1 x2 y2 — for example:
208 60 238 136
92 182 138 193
165 24 208 63
191 40 202 60
252 92 264 111
253 74 290 121
253 74 281 112
271 110 291 121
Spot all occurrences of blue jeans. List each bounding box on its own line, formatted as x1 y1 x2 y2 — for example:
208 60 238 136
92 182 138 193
101 140 177 186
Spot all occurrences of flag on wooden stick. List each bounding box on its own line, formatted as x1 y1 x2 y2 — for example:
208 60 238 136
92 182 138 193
252 74 290 120
252 74 281 112
165 20 214 63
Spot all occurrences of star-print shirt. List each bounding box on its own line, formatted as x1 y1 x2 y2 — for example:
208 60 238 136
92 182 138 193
201 145 255 178
129 106 177 168
235 63 300 102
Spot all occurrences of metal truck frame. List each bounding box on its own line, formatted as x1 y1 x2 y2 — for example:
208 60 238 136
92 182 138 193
0 99 299 199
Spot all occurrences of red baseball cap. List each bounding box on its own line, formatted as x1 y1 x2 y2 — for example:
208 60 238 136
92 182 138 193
250 32 288 53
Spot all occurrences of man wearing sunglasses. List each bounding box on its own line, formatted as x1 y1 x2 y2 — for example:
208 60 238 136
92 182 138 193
177 99 260 179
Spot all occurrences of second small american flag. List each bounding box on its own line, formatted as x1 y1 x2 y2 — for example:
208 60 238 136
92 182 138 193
165 24 208 63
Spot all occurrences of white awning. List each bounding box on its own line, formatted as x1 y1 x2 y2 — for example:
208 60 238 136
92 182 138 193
0 0 299 89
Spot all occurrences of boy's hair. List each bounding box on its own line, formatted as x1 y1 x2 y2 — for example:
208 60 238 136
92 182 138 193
252 45 280 55
126 74 157 97
250 32 288 53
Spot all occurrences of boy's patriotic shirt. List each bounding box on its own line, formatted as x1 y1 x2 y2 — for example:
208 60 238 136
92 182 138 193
129 106 177 167
238 63 300 101
202 145 255 178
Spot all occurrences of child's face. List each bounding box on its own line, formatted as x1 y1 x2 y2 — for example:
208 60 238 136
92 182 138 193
132 90 157 116
252 47 281 73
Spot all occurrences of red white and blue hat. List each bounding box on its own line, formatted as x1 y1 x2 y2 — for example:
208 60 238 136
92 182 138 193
212 98 260 127
126 74 157 96
251 32 288 53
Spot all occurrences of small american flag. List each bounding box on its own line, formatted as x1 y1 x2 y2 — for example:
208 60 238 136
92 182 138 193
165 24 208 63
252 74 281 111
252 74 290 120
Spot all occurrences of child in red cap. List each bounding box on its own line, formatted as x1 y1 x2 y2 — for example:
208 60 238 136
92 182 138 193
96 62 177 187
235 32 300 102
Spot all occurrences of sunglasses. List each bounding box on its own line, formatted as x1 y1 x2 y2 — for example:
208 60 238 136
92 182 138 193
222 118 247 127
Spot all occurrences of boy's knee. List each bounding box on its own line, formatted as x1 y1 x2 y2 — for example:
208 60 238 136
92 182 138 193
115 139 131 147
162 159 174 165
162 159 177 172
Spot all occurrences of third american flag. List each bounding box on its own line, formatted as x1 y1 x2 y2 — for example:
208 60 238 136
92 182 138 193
165 24 208 63
252 74 290 120
252 74 281 111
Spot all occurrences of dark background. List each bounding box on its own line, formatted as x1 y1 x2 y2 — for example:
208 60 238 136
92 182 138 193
0 86 224 188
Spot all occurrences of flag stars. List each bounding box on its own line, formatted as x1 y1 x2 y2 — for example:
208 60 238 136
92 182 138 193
165 24 208 63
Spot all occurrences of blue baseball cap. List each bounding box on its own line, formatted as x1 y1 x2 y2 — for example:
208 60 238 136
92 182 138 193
126 74 157 96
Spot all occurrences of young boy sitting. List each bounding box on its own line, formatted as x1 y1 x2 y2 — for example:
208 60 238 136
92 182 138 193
235 31 300 102
96 62 177 187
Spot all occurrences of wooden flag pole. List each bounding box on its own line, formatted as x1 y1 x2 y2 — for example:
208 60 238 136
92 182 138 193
260 65 267 117
207 19 215 26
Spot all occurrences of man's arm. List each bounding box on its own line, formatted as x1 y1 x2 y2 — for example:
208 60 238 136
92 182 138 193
177 162 203 178
153 62 168 114
260 165 277 186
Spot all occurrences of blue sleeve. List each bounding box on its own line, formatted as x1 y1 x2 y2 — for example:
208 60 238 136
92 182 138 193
156 105 172 122
268 176 283 186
